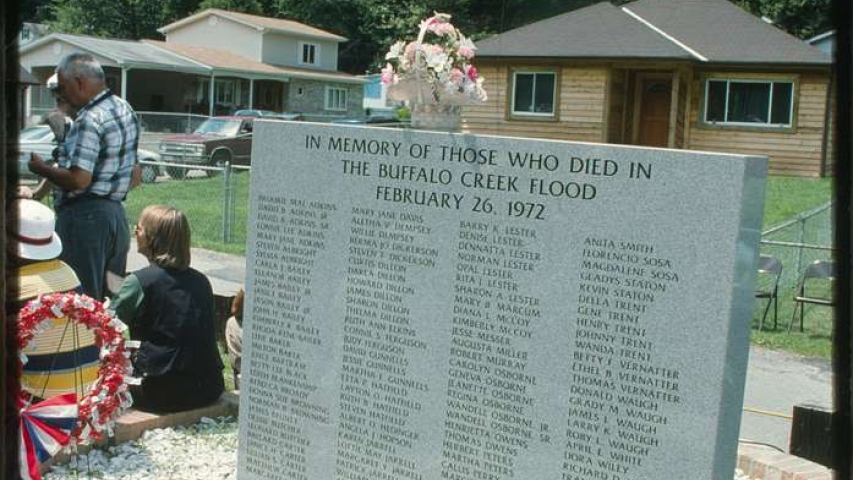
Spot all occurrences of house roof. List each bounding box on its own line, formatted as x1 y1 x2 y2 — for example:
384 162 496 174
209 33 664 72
20 33 210 73
18 66 40 85
476 2 690 60
807 30 835 45
146 40 364 83
476 0 830 66
19 33 363 83
158 8 347 42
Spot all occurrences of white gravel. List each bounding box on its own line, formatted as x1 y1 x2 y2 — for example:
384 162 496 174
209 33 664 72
45 417 238 480
43 416 756 480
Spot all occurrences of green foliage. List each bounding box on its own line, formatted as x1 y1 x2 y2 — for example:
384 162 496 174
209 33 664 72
47 0 170 39
198 0 264 14
734 0 832 39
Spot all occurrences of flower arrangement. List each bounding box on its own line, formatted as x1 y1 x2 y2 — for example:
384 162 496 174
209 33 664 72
382 13 487 105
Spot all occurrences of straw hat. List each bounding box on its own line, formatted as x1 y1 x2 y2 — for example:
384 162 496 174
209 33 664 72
15 199 62 261
16 259 80 302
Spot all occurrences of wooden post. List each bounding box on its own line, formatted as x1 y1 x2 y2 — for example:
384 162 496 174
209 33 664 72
790 405 837 468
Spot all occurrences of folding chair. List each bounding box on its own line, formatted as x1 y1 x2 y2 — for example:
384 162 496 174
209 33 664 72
754 254 782 330
790 260 836 333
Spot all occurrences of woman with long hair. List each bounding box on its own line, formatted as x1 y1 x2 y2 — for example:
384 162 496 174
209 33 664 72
111 205 224 412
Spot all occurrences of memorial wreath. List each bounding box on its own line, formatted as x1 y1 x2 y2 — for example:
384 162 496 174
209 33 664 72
17 292 137 446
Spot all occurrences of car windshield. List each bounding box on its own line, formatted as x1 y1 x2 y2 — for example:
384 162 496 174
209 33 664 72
20 126 53 142
193 118 242 136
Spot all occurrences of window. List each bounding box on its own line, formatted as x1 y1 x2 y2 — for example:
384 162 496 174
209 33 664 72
325 86 348 111
704 78 794 127
215 79 237 105
299 42 319 66
512 71 556 116
365 81 382 99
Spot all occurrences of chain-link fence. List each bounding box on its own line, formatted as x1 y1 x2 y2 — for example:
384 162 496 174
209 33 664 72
127 160 248 254
755 201 834 331
760 202 834 292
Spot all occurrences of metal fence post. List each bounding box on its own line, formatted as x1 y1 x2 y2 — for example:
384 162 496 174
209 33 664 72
796 216 806 280
222 162 232 243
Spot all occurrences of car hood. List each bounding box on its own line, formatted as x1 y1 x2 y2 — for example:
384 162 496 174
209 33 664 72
161 133 222 143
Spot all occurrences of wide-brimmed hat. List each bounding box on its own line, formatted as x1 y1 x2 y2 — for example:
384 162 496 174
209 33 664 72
16 259 80 302
15 199 63 261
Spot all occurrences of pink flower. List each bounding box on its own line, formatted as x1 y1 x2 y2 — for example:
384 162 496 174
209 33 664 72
428 22 455 36
458 46 474 58
381 63 396 84
466 65 478 80
449 68 464 84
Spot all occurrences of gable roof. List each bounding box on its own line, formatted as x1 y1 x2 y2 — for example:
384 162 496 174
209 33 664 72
19 33 363 83
20 33 210 73
476 0 830 66
146 40 364 83
158 9 347 42
476 2 689 60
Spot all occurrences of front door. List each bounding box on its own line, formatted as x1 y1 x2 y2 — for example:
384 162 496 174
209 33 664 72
637 79 672 147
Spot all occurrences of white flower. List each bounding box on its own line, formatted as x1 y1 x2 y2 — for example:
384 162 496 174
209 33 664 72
385 41 406 60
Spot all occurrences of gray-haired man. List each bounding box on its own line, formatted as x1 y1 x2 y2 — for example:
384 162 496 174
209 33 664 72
28 52 139 300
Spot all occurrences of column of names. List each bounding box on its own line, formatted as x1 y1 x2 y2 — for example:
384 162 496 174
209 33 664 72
562 237 682 480
336 207 436 480
245 195 334 480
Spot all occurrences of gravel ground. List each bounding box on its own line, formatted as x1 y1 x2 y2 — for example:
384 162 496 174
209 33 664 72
43 416 755 480
44 417 238 480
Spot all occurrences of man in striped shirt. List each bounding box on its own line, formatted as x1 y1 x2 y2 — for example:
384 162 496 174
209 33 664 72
28 52 139 300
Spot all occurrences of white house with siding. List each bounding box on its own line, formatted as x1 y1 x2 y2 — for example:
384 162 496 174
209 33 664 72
20 9 365 124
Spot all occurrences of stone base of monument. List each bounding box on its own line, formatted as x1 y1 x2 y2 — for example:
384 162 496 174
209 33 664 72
111 391 239 444
738 444 832 480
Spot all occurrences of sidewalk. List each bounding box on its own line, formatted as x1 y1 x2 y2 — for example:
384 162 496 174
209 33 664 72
126 240 246 296
132 242 832 452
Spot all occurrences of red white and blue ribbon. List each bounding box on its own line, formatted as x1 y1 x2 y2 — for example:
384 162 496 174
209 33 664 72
19 393 78 480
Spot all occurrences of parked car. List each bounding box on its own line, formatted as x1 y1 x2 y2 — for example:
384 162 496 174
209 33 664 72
234 109 303 121
158 116 255 179
18 125 161 183
330 116 401 127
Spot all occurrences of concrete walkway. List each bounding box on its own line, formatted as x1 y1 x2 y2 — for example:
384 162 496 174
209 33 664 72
126 241 833 452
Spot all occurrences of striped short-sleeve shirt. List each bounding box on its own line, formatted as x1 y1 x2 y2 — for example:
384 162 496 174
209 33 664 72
55 89 139 206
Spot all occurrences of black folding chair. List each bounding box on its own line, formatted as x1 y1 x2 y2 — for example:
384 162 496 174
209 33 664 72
790 260 836 333
754 255 783 330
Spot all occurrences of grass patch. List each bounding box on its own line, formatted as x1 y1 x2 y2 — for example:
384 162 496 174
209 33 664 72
749 282 834 359
762 176 832 228
126 173 251 255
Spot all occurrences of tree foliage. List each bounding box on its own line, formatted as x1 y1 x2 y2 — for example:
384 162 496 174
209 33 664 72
734 0 832 40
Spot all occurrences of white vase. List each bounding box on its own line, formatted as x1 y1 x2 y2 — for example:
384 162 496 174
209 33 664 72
411 103 462 132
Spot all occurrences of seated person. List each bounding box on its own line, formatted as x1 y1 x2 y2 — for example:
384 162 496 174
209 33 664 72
225 288 244 389
8 199 96 400
111 205 224 413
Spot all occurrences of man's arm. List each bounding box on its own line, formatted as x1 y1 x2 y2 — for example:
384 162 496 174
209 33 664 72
28 152 92 191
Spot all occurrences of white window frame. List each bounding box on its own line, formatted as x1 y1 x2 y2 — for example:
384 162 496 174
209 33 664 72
215 79 237 105
299 42 320 66
511 71 557 117
703 78 795 128
325 86 348 111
